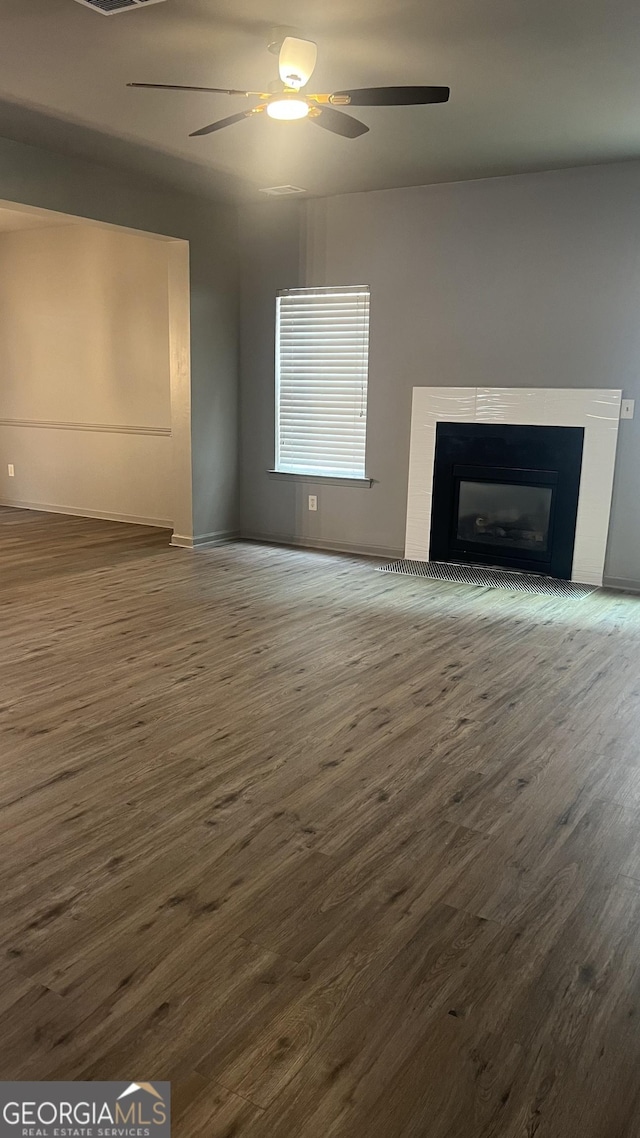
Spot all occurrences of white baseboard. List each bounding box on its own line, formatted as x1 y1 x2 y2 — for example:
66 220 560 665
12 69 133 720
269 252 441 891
241 531 403 559
0 497 173 529
171 529 239 549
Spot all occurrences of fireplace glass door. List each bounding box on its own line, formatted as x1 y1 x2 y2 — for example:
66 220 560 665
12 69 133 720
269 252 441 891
456 479 553 555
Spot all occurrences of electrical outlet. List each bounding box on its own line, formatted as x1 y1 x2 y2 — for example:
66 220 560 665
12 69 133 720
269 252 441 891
621 399 635 420
7 464 14 477
308 494 318 511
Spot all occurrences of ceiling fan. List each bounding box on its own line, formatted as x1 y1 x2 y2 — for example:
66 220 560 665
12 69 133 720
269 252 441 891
127 34 450 140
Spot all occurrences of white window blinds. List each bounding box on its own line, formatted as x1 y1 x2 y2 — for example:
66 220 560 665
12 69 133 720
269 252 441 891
275 285 370 478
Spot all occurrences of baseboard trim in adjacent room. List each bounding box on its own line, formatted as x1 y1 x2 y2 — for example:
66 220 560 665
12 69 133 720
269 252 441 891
171 530 240 549
603 576 640 595
0 498 173 529
241 531 404 560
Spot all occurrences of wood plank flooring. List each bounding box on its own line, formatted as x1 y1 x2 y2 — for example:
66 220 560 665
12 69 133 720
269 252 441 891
2 505 640 1136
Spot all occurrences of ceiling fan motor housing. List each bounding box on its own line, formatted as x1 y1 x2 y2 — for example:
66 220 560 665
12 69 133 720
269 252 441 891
267 26 298 54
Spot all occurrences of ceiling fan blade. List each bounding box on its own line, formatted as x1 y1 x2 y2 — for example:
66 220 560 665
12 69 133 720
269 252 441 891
190 111 255 137
310 106 369 138
330 86 450 106
128 82 256 96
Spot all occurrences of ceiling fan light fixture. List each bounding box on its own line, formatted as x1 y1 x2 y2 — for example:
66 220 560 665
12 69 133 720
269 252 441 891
267 97 309 121
278 37 318 90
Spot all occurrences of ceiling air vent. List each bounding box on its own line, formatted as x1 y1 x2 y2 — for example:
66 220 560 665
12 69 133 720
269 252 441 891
259 185 307 197
73 0 167 14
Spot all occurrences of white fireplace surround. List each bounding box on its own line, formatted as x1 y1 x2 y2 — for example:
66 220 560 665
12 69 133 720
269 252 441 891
405 387 622 586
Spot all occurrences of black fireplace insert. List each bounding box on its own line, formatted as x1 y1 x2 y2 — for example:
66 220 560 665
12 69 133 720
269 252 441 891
429 422 584 579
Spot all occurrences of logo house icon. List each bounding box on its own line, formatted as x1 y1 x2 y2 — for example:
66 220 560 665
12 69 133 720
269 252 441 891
115 1082 169 1129
118 1084 165 1103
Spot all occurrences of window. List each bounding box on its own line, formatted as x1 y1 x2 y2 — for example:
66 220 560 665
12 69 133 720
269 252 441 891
275 285 370 479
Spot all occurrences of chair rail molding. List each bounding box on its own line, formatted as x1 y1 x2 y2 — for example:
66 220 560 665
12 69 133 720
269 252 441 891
0 417 171 437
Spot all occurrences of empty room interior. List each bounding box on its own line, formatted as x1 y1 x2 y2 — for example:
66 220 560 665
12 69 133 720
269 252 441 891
2 1 640 1136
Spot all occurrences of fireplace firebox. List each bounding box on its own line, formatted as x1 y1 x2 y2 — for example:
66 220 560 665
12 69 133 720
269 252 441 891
429 423 584 579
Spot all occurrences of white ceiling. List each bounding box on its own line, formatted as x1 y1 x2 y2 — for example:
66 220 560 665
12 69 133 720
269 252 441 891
1 0 640 200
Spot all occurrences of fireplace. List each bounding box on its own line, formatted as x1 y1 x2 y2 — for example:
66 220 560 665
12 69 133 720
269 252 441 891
429 422 584 578
405 388 621 585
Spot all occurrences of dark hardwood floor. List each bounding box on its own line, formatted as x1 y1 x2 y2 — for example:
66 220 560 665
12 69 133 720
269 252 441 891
2 505 640 1136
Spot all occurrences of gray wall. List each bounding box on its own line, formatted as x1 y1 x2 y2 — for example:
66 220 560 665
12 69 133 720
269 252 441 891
0 133 239 543
240 161 640 587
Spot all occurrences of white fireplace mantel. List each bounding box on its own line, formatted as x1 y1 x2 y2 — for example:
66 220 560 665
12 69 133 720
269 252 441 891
404 387 622 586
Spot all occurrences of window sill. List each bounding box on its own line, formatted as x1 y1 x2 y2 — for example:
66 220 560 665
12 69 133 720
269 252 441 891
268 470 373 488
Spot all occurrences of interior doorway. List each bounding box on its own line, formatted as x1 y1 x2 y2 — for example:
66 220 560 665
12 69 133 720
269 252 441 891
0 199 191 543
